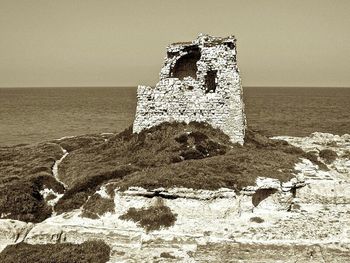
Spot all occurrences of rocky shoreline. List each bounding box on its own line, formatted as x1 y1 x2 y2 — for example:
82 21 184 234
0 126 349 262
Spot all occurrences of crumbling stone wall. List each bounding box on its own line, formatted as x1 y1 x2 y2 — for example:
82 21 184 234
133 34 246 144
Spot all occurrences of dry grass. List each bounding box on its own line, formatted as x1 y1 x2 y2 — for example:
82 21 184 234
0 240 110 263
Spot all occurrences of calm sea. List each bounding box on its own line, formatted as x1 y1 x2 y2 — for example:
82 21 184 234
0 87 349 146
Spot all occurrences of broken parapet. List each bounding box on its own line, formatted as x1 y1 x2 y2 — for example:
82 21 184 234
133 33 246 144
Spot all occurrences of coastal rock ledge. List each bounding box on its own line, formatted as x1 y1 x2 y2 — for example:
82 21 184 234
0 128 349 262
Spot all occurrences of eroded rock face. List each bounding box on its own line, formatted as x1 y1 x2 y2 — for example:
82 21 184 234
0 220 33 252
133 34 246 144
1 132 350 262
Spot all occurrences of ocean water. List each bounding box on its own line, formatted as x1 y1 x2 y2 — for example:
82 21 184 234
0 87 349 146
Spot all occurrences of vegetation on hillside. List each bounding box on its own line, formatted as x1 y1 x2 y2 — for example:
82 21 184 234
0 143 64 222
55 122 324 214
0 121 328 222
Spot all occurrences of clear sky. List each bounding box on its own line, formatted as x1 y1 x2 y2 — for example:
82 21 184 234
1 0 349 87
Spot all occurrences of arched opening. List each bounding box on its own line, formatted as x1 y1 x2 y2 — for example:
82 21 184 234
170 46 201 80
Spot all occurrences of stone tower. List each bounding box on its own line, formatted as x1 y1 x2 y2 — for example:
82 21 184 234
133 34 246 144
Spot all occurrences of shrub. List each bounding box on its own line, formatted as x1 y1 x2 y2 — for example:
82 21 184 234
0 180 52 222
119 199 177 232
0 240 110 263
0 142 64 222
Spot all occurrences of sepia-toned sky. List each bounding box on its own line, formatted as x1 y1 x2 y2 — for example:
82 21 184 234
1 0 350 87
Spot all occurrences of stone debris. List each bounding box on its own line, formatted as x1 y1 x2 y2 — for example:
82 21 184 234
133 34 246 144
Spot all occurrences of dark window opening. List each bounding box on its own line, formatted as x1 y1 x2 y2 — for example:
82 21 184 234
224 42 234 49
170 46 201 80
205 70 217 93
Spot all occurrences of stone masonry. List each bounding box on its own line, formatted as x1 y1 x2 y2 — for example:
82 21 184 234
133 34 246 144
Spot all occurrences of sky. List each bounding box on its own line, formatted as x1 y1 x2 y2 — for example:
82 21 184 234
0 0 350 88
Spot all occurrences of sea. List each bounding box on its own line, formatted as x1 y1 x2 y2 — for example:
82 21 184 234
0 87 349 146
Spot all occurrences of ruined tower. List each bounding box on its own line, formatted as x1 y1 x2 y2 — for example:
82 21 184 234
133 34 246 144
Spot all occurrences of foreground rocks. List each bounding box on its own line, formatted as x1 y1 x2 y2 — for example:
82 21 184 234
0 131 349 262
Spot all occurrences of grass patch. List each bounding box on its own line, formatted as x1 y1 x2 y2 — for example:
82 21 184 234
0 240 110 263
119 199 177 232
319 149 338 164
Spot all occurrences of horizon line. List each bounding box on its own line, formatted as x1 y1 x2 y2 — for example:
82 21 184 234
1 85 350 89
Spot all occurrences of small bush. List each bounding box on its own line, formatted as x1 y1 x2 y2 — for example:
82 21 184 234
250 216 264 223
119 200 177 232
319 149 338 164
0 240 110 263
0 179 52 223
